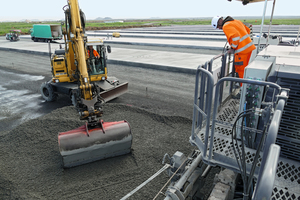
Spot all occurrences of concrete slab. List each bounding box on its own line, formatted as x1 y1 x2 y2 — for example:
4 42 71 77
0 36 222 74
102 37 226 51
92 30 299 38
19 34 227 51
86 31 228 41
130 25 300 33
107 47 222 74
0 37 63 56
95 30 227 35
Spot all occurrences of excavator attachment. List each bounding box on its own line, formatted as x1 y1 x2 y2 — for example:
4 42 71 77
58 120 132 168
97 78 128 102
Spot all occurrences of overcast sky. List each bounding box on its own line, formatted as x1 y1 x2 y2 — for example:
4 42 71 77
0 0 299 21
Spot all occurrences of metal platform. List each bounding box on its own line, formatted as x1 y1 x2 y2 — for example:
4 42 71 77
197 98 300 199
189 54 300 199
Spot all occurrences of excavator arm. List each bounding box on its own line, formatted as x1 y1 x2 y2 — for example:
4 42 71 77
67 0 99 119
61 0 108 124
68 0 90 96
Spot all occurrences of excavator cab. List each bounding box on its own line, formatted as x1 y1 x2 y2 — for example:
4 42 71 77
87 44 106 76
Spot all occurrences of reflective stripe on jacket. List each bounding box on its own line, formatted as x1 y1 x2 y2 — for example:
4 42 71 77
223 20 255 54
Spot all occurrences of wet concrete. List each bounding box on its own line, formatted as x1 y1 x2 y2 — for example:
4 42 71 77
0 64 72 134
0 104 198 199
0 48 203 199
0 69 45 132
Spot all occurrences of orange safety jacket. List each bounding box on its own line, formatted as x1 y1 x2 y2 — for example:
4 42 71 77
223 19 255 55
88 49 100 58
223 19 256 78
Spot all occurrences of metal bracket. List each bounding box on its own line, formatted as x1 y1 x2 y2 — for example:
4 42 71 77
277 88 289 105
99 119 105 134
85 122 90 137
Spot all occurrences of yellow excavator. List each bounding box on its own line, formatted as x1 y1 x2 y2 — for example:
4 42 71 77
40 0 132 168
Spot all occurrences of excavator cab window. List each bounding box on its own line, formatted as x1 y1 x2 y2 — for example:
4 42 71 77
87 45 104 75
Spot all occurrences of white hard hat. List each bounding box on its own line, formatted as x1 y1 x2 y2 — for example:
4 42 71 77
211 16 222 29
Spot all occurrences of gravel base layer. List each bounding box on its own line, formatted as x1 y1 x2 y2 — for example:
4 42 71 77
0 103 217 200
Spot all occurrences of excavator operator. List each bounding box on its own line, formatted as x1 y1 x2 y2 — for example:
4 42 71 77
88 45 100 59
211 16 256 79
87 45 100 73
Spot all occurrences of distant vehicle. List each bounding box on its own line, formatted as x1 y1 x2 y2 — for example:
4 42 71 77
30 24 62 42
6 30 21 42
112 32 121 37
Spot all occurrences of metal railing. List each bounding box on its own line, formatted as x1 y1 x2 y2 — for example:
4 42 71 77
193 50 235 132
190 63 289 199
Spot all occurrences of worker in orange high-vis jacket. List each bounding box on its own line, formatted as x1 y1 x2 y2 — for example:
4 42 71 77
88 45 100 59
87 45 100 72
211 16 256 79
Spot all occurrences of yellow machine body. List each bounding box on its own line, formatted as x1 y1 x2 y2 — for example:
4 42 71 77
51 42 108 84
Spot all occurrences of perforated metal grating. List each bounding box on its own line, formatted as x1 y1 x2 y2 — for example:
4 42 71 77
199 99 263 168
277 161 300 184
216 99 239 123
203 99 300 199
272 187 300 200
200 131 240 160
200 130 263 167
